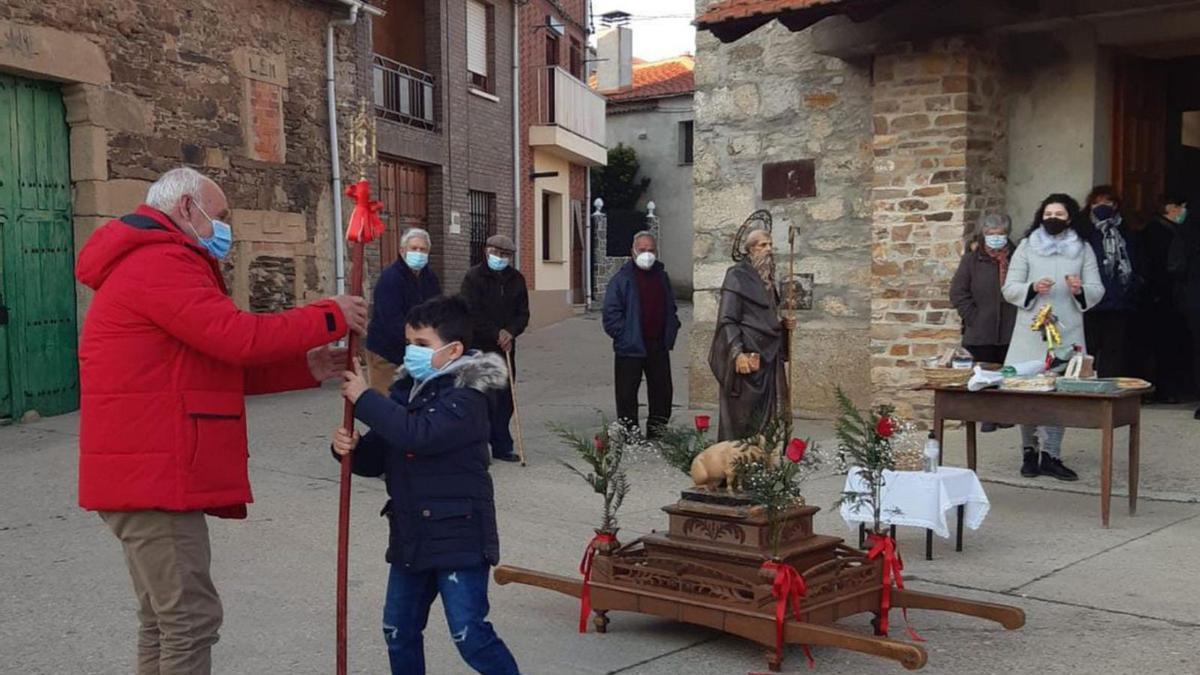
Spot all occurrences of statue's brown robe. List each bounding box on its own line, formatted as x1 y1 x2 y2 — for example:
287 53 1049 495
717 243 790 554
708 259 787 441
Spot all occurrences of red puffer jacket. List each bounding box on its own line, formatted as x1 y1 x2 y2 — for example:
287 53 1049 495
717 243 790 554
76 206 348 517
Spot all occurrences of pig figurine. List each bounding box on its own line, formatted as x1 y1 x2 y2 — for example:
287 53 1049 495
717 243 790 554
690 438 765 492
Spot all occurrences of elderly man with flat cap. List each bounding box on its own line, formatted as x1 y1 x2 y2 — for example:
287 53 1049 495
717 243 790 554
460 234 530 462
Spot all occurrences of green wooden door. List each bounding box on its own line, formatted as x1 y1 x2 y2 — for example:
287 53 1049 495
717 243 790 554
0 75 77 419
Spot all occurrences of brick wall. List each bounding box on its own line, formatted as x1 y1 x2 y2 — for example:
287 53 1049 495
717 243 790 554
372 0 515 294
869 38 1008 419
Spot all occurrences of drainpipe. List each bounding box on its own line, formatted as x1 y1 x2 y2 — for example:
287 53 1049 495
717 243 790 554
327 5 359 295
512 3 522 271
583 0 594 310
325 1 384 295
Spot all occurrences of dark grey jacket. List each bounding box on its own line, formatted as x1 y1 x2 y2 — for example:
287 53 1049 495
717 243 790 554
950 245 1017 347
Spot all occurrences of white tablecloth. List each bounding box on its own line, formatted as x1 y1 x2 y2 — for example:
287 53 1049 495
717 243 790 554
839 466 990 538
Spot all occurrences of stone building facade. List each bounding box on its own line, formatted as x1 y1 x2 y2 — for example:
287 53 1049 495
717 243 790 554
0 0 373 419
690 17 875 417
694 0 1200 419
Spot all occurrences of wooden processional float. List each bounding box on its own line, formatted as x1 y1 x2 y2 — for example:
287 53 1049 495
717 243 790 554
493 488 1025 671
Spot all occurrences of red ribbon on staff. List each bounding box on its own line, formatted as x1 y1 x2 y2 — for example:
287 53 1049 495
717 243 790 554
866 533 925 642
761 560 815 669
579 533 616 633
344 180 385 243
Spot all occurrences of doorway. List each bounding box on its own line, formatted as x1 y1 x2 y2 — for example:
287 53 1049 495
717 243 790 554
0 74 77 420
377 157 429 268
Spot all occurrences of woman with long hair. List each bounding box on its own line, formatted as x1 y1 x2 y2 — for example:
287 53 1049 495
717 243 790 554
1002 194 1105 480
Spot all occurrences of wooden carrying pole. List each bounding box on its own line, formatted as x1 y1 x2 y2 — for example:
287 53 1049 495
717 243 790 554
336 102 383 675
506 350 528 466
335 242 363 675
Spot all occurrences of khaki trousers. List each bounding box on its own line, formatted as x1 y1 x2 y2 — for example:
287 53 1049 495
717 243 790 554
100 510 222 675
366 349 400 395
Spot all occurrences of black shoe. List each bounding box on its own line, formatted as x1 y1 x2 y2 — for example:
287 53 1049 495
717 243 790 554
493 453 521 463
1021 449 1040 477
1040 452 1078 481
1194 407 1200 420
981 422 998 433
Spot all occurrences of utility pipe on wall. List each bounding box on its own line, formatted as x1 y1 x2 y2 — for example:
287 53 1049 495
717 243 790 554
512 2 523 270
326 0 384 295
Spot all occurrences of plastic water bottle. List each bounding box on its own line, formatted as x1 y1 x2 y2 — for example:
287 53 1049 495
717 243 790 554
923 433 940 473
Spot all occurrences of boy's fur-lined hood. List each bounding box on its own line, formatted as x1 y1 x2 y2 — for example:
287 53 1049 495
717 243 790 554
397 350 508 398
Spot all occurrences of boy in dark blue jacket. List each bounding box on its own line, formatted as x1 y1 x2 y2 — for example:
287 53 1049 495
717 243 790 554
334 295 519 675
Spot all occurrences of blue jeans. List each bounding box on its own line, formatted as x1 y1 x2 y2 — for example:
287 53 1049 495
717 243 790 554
383 564 519 675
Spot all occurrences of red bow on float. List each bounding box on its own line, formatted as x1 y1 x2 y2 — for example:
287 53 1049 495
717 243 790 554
345 180 385 243
866 533 924 642
578 533 616 633
761 560 815 669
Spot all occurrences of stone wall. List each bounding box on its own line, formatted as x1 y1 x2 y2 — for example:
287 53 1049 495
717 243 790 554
869 38 1008 419
0 0 372 322
692 8 875 416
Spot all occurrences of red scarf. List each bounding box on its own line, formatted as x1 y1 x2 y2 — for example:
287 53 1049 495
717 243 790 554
983 245 1010 285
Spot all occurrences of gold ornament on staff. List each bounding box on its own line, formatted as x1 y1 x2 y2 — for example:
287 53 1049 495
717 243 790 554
348 98 376 182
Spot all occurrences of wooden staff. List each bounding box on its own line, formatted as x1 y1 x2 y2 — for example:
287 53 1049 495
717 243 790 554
783 226 798 437
505 349 527 466
336 102 383 675
335 242 363 675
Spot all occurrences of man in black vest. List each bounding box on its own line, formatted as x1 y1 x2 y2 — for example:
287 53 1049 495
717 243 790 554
461 234 530 462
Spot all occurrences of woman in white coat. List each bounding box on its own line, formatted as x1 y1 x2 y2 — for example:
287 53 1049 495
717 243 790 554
1002 193 1105 481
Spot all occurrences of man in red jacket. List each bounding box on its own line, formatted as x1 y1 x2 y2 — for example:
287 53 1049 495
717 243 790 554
76 167 368 675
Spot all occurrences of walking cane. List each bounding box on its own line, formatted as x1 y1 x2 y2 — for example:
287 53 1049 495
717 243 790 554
505 349 528 467
336 103 381 672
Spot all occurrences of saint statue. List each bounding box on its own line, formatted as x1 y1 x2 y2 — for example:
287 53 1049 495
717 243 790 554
707 227 794 441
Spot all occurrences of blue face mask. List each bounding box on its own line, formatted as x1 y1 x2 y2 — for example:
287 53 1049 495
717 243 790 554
403 343 454 382
189 202 233 260
405 250 429 270
487 254 509 272
984 234 1009 250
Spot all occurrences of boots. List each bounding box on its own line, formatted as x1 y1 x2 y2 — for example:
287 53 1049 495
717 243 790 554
1020 448 1040 477
1039 452 1079 481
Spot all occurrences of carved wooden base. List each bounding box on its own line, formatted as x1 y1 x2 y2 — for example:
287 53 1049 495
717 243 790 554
494 496 1024 671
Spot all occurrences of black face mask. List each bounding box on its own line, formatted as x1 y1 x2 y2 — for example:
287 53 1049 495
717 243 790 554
1042 218 1069 236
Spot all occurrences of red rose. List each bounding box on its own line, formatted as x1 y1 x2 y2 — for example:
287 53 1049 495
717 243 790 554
594 435 605 451
786 438 807 463
875 416 896 438
694 415 711 432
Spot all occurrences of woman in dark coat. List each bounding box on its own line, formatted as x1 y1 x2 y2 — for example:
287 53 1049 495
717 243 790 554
950 213 1017 432
1080 186 1139 378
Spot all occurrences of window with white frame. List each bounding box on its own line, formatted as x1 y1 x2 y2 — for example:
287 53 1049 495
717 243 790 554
467 0 494 93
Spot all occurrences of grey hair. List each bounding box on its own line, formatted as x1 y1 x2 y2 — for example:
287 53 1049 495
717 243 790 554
743 227 771 251
400 227 431 249
145 167 211 212
971 213 1012 242
631 230 656 246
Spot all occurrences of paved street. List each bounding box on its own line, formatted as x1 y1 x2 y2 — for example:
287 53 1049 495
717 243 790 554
3 307 1198 674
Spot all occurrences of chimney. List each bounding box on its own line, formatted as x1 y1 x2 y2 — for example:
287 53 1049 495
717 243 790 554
596 17 632 91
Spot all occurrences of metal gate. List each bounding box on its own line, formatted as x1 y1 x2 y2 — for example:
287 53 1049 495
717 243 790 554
0 75 77 420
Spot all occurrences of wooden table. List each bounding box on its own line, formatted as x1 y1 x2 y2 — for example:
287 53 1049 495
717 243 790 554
927 386 1146 527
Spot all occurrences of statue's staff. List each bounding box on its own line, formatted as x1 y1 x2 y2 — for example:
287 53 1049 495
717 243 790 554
335 102 384 675
782 225 797 439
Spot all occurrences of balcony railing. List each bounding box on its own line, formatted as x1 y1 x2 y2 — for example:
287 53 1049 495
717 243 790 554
536 65 606 148
373 54 436 131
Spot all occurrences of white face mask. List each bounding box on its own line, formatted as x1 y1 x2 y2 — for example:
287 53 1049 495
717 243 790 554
635 251 656 270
